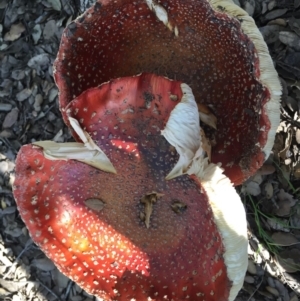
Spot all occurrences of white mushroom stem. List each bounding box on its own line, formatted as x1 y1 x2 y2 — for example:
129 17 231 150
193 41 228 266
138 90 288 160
33 117 116 173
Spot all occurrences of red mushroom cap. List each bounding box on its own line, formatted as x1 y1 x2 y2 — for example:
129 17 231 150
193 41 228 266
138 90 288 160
54 0 281 185
13 74 247 301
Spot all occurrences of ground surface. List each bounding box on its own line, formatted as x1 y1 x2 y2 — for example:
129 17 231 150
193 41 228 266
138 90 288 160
0 0 300 300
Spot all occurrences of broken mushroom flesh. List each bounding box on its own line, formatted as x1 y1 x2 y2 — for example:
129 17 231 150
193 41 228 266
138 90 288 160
14 74 247 301
54 0 281 185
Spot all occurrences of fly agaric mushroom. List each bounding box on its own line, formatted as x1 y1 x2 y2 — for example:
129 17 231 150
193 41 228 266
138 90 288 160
54 0 281 185
13 74 248 301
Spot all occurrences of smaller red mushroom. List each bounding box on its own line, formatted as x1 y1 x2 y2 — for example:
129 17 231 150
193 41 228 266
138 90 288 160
14 74 247 301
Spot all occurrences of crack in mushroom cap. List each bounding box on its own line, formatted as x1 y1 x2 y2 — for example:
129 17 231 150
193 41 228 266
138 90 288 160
54 0 281 185
13 74 247 301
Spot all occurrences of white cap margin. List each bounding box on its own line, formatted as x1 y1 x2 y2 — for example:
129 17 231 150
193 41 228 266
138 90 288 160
188 156 248 301
208 0 281 160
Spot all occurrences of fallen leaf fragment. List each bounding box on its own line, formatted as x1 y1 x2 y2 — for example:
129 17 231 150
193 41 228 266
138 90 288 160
0 104 12 112
43 20 58 40
0 278 28 293
2 108 19 129
27 54 50 74
244 275 255 284
257 164 276 176
296 129 300 144
273 133 285 158
0 287 10 297
200 128 211 161
84 198 105 212
247 259 257 275
32 258 56 271
198 103 217 129
32 24 42 44
46 0 62 11
279 31 300 51
0 249 12 266
277 164 291 189
16 88 32 102
278 127 293 160
294 162 300 179
267 218 290 232
276 249 300 273
271 232 299 246
275 189 297 216
274 279 290 300
266 286 279 297
242 181 261 196
4 23 25 42
264 182 273 199
52 268 70 292
290 294 299 301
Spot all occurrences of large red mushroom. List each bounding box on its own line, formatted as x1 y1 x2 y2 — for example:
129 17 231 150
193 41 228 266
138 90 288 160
13 74 248 301
54 0 281 185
